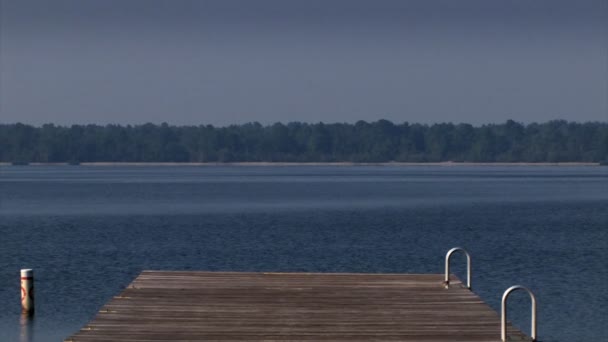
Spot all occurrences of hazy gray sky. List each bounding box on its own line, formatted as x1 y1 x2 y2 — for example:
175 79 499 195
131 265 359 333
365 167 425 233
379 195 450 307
1 0 606 126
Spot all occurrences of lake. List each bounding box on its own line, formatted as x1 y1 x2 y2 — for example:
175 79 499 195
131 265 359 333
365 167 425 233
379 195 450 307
0 165 607 341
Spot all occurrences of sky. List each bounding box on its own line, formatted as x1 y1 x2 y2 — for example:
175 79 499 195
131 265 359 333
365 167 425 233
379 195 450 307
0 0 606 126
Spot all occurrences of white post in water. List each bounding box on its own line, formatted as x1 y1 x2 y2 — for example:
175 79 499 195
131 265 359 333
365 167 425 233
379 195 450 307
20 269 34 314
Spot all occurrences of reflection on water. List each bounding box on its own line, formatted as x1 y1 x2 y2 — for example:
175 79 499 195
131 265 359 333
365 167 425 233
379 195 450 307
20 314 34 342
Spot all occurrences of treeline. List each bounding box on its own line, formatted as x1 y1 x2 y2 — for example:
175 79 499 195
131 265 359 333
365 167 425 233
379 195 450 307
0 120 607 163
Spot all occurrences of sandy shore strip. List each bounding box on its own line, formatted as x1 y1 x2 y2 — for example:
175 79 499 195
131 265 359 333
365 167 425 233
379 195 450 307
0 161 601 166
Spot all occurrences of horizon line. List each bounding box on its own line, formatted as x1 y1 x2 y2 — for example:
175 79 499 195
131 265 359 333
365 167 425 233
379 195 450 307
2 118 607 128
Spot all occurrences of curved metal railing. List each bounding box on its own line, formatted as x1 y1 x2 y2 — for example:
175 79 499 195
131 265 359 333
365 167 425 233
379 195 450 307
501 285 537 342
444 247 471 290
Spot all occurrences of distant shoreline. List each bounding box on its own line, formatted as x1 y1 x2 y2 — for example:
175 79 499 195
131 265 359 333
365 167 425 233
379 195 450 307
0 161 601 167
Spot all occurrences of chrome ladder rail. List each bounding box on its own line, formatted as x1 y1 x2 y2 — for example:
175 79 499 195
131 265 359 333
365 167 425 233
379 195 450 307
444 247 472 290
501 285 537 342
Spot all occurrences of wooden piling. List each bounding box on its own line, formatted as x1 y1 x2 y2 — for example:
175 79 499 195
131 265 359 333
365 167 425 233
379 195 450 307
20 269 34 314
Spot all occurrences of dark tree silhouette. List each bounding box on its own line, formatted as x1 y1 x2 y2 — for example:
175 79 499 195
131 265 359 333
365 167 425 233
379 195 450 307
0 120 606 163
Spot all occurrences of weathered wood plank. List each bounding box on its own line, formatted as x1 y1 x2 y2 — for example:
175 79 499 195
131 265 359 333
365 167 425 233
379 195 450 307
65 271 531 341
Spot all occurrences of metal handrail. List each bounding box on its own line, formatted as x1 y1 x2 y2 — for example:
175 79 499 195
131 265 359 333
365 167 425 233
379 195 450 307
444 247 471 289
501 285 537 342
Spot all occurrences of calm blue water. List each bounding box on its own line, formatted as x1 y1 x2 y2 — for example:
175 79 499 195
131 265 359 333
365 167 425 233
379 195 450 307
0 165 607 341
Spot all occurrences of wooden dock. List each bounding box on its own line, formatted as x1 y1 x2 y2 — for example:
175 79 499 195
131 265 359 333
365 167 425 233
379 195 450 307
65 271 531 341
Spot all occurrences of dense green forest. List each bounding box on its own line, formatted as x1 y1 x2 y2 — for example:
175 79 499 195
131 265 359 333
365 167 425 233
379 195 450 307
0 120 606 163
